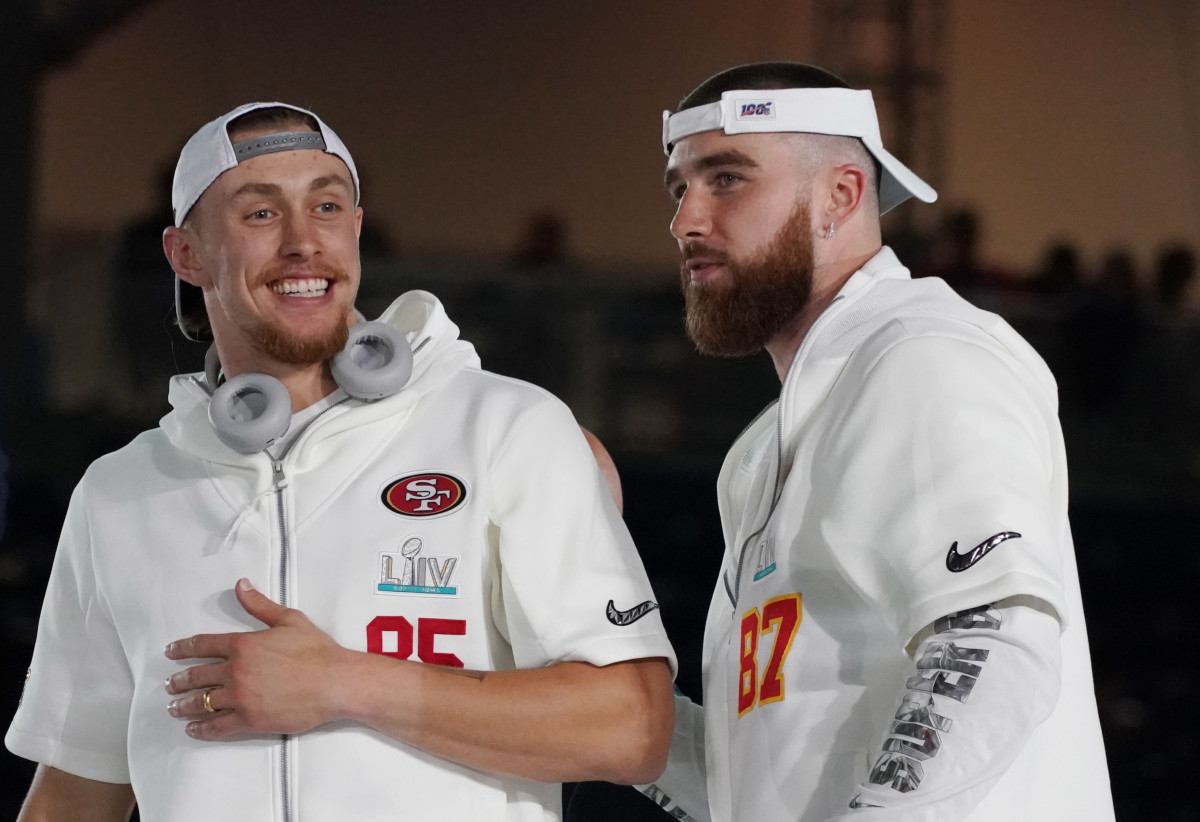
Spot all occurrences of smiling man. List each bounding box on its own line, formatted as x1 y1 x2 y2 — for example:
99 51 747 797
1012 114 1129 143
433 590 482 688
6 102 675 821
638 63 1114 822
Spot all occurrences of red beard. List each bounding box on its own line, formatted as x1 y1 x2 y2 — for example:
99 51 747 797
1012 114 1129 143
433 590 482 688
249 261 352 366
681 199 815 357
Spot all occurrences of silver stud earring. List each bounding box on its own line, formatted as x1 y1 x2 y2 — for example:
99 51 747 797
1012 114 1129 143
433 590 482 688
825 221 836 240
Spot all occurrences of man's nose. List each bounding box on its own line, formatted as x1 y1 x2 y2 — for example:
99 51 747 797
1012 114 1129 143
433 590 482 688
280 213 318 257
670 189 712 240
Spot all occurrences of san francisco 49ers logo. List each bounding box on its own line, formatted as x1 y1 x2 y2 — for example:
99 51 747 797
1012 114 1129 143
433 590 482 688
381 473 468 517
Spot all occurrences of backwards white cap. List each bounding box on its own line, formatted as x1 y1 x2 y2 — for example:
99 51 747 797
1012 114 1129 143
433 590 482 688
662 87 936 214
171 102 360 341
171 101 359 227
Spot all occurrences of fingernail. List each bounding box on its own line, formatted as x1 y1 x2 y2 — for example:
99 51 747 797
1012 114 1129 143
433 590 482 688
186 723 199 738
164 642 176 656
168 699 180 716
237 578 253 592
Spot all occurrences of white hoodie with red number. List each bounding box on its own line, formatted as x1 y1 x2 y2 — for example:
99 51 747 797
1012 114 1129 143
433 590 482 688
7 290 676 822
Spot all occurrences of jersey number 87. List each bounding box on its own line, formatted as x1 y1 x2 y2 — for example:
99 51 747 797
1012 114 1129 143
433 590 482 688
738 593 801 716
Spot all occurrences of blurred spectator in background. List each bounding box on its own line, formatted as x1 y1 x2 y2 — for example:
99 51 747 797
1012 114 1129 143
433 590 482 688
1144 244 1200 482
108 161 205 420
1030 241 1084 297
1063 249 1143 413
511 209 572 270
915 206 1019 297
1153 244 1195 315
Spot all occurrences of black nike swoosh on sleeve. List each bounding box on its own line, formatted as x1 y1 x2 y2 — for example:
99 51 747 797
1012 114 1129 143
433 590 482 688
945 531 1022 573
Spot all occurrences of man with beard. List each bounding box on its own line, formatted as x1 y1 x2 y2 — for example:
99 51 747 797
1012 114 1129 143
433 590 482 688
637 63 1113 821
7 102 676 821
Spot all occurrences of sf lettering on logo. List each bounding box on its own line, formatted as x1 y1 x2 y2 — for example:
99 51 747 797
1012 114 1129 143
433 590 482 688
366 616 467 667
406 478 453 512
738 593 800 716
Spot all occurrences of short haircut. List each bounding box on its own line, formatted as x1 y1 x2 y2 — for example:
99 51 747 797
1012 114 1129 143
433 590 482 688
677 62 853 110
226 106 320 141
181 105 321 235
678 62 881 202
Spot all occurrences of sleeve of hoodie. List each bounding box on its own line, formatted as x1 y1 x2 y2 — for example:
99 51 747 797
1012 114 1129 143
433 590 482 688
487 396 678 674
5 476 135 783
810 326 1070 644
810 325 1071 819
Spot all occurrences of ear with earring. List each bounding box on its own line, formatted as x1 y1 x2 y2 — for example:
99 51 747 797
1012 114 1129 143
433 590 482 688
825 221 836 240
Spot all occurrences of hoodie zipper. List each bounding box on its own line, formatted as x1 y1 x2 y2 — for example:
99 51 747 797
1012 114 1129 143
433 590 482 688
267 397 350 822
726 295 846 609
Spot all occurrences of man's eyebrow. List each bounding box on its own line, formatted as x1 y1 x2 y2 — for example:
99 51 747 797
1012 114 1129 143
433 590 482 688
229 175 353 199
309 174 353 194
232 182 282 198
663 149 761 188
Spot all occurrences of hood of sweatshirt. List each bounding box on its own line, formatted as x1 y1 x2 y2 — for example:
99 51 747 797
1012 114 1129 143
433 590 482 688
160 290 481 469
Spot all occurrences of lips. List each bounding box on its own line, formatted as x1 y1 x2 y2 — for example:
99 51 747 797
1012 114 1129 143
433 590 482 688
686 258 720 275
681 242 730 284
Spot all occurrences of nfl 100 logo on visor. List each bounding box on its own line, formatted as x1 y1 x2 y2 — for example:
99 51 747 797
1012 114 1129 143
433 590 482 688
378 536 460 597
736 100 775 119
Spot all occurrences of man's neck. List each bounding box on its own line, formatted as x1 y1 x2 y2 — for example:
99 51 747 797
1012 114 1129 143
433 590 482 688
216 345 340 413
278 364 341 412
765 245 882 382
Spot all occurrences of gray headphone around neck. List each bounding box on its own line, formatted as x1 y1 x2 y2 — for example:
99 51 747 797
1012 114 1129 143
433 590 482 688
204 319 413 455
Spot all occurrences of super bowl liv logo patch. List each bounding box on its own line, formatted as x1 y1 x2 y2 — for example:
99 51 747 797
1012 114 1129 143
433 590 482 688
753 535 777 581
378 536 460 597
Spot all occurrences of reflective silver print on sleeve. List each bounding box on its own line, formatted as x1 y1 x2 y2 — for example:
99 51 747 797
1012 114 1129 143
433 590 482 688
639 784 701 821
863 604 1000 797
934 603 1003 632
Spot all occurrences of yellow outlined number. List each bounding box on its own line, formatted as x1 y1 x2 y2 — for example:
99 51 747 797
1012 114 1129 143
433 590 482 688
737 593 801 716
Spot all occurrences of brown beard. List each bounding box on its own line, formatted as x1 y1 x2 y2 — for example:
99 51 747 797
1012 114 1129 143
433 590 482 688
248 262 352 366
680 199 815 357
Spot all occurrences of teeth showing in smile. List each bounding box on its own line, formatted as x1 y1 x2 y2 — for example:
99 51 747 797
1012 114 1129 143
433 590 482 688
272 278 330 297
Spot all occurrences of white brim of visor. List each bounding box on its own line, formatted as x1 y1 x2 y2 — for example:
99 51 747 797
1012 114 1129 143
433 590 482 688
662 87 937 214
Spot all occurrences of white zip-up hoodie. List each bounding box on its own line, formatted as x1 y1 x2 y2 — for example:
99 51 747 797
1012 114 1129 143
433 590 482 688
646 249 1112 822
7 290 676 822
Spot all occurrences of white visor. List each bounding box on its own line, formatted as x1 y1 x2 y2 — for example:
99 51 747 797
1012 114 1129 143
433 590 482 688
662 87 936 214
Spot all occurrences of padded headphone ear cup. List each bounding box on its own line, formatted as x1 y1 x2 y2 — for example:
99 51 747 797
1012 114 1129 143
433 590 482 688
207 373 293 454
331 320 413 401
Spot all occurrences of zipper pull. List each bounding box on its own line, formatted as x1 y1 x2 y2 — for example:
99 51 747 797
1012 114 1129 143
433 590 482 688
271 459 289 490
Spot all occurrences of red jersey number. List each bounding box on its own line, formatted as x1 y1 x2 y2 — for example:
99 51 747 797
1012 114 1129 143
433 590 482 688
737 593 801 716
366 616 466 668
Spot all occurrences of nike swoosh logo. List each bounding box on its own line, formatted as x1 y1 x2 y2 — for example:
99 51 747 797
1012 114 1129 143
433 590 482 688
606 599 660 626
945 531 1022 573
